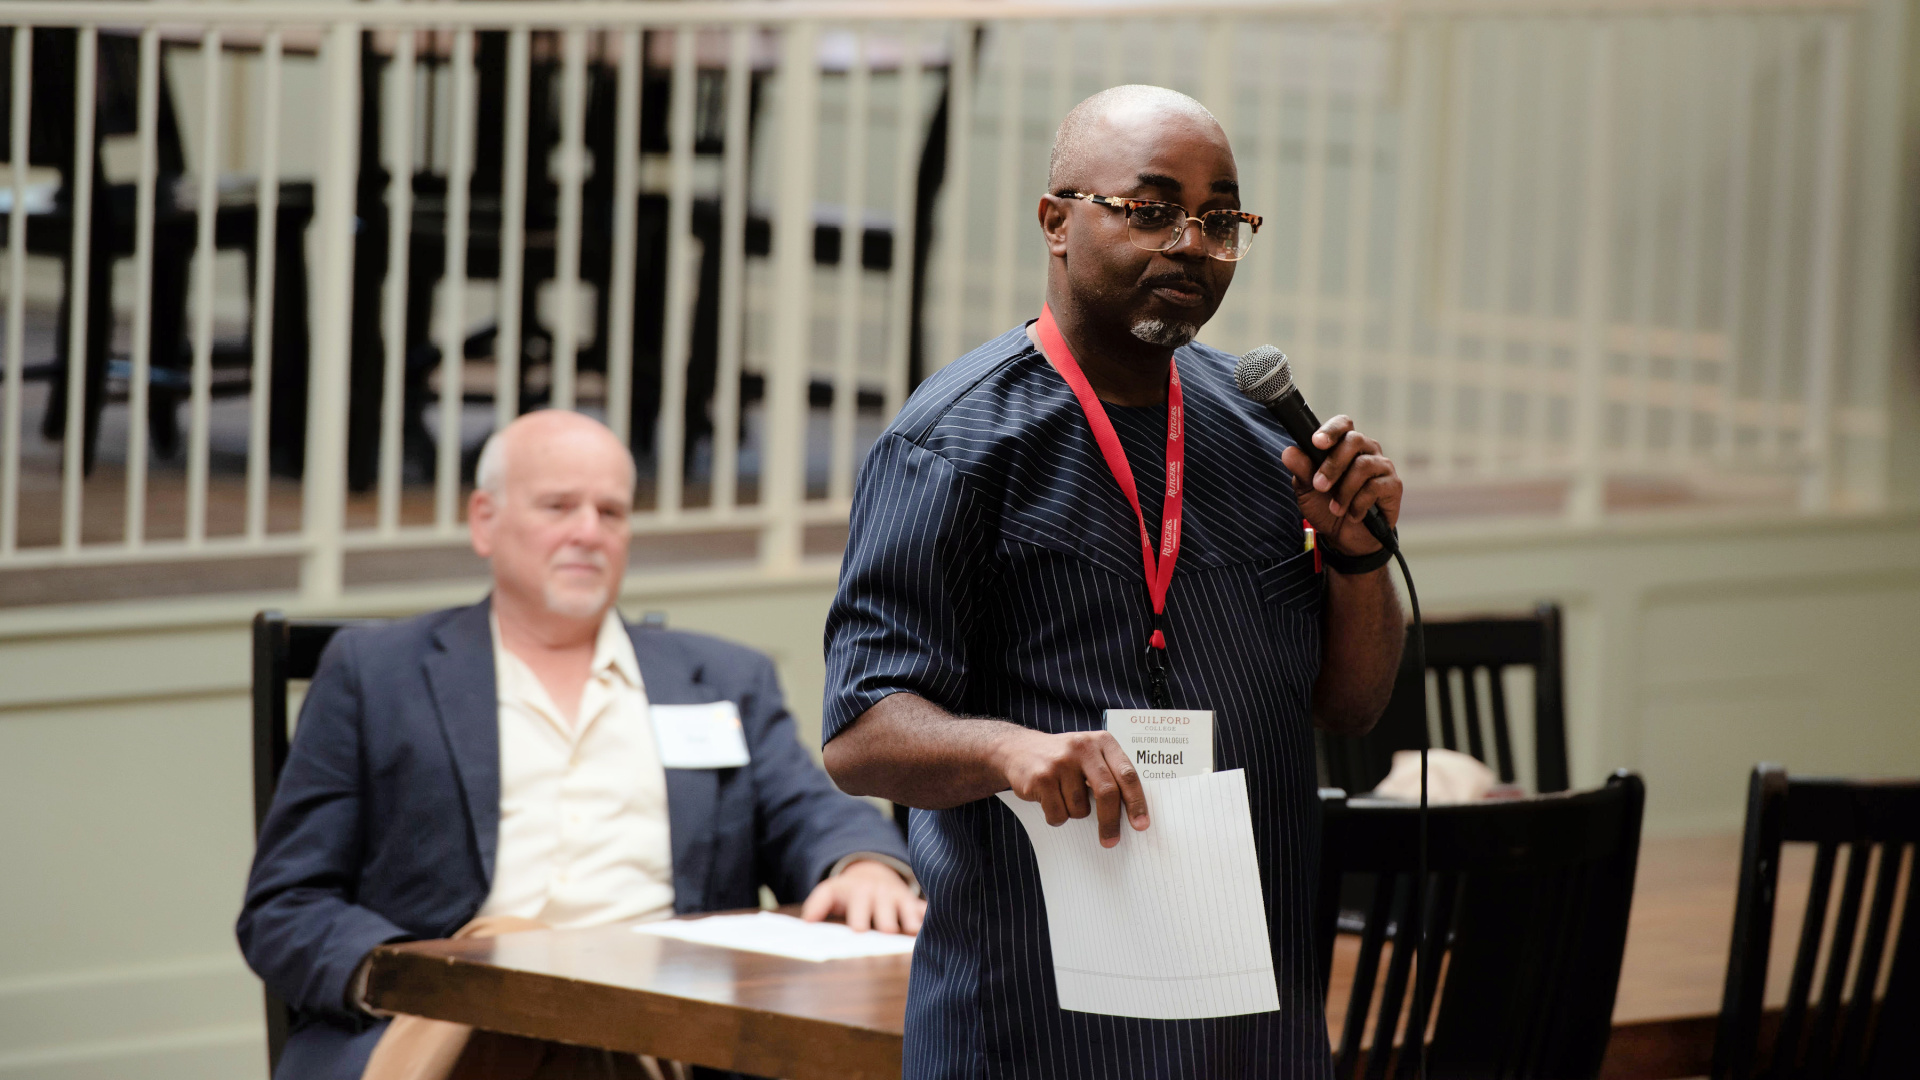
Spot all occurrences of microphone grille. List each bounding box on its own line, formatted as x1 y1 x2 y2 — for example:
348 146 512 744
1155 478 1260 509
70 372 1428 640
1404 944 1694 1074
1234 345 1293 404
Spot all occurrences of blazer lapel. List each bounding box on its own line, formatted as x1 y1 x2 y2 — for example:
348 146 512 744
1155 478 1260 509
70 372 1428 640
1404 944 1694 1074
633 626 718 914
423 600 502 883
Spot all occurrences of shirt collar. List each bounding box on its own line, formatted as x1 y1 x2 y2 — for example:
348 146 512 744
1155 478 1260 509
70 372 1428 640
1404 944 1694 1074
487 605 640 689
591 608 641 688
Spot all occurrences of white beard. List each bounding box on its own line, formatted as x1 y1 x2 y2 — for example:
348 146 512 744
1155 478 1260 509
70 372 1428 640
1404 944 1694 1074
1132 317 1199 348
543 581 611 620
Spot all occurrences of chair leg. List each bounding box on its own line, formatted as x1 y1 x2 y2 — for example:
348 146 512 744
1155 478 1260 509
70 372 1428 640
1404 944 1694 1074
625 201 668 460
401 229 446 484
683 211 723 465
270 212 312 478
346 210 391 493
148 218 194 461
41 230 115 477
41 253 74 443
80 239 112 475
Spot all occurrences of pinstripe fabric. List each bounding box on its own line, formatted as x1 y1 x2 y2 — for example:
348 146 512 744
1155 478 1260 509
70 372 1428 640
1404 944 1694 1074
825 325 1334 1079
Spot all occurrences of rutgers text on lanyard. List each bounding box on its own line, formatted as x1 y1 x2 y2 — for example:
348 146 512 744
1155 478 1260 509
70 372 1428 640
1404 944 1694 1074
1034 304 1185 709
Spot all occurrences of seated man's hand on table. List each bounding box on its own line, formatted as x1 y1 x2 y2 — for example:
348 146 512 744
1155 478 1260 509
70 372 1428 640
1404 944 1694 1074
801 858 925 935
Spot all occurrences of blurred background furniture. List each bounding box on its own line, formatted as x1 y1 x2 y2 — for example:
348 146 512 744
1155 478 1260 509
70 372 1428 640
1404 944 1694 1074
347 29 955 491
1710 764 1920 1080
0 28 312 477
1320 603 1569 798
1316 771 1645 1080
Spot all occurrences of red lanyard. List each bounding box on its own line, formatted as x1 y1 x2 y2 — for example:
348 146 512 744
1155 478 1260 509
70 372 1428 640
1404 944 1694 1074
1034 304 1185 706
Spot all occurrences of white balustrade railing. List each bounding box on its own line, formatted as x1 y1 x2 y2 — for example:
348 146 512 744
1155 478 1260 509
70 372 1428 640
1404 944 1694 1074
0 0 1894 606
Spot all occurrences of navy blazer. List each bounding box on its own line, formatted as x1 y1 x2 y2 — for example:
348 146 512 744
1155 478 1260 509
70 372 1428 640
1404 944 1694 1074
237 600 908 1080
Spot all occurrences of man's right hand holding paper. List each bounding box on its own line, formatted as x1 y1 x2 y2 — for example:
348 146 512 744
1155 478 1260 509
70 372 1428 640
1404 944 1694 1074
992 728 1151 847
822 692 1152 849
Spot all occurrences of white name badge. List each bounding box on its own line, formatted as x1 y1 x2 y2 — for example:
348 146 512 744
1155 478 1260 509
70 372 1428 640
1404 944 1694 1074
1104 709 1214 780
651 701 752 769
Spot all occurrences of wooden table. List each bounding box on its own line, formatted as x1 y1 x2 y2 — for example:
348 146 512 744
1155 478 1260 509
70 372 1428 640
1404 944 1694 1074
367 916 907 1080
367 835 1804 1080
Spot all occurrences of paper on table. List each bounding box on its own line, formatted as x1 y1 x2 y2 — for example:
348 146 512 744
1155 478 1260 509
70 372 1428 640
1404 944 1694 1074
997 768 1279 1020
633 911 917 963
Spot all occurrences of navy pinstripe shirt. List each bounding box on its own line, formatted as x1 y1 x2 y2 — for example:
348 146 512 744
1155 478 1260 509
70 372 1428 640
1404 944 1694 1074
824 325 1333 1079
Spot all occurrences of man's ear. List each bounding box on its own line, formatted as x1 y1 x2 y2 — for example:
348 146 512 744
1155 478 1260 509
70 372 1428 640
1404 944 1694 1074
468 488 496 558
1038 195 1070 258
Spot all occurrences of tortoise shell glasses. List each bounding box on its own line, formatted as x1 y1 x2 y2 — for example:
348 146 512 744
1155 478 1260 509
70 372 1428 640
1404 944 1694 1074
1057 191 1263 262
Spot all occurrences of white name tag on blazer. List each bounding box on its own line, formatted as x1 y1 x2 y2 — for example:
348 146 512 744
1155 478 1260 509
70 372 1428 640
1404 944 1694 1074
1104 709 1215 780
651 701 752 769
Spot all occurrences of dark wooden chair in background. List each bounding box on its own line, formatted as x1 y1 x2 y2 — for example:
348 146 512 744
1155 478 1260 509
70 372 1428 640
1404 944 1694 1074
0 27 145 473
1315 770 1645 1080
1321 603 1569 798
1710 764 1920 1080
249 610 368 1077
0 28 313 477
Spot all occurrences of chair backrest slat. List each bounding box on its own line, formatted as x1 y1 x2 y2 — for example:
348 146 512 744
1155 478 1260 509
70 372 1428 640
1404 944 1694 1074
1486 670 1516 783
1812 845 1873 1068
1364 881 1416 1080
1321 772 1644 1080
1807 842 1874 1076
1458 670 1486 763
1776 840 1840 1065
1531 605 1570 793
1712 766 1920 1080
1529 865 1594 1071
1866 857 1920 1076
1396 873 1456 1080
1835 843 1903 1074
1337 873 1398 1076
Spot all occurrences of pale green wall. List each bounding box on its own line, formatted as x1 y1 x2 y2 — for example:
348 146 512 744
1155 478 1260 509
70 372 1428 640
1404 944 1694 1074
3 517 1919 1078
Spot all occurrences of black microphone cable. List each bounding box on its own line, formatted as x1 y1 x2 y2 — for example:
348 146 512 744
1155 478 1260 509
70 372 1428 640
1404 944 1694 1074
1395 543 1429 1080
1234 346 1430 1080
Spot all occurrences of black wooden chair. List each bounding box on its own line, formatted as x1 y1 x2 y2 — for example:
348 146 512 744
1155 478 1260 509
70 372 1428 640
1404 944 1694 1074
1710 764 1920 1080
1315 770 1645 1080
1321 603 1569 798
250 610 370 1077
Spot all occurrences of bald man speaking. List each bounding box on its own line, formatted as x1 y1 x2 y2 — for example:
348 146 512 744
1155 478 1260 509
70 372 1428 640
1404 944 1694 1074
240 411 917 1080
823 87 1406 1076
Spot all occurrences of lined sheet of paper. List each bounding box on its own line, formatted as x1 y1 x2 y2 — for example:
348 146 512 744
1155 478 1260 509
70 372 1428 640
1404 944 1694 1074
634 912 917 962
998 768 1279 1019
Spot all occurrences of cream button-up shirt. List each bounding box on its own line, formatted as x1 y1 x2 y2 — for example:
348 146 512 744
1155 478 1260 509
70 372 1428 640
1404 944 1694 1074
477 610 676 928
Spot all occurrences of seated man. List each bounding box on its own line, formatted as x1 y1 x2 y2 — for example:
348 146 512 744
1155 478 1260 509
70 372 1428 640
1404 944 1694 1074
239 410 919 1080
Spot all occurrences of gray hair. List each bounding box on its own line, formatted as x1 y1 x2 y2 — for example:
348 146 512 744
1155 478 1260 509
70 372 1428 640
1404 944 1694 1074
475 428 510 494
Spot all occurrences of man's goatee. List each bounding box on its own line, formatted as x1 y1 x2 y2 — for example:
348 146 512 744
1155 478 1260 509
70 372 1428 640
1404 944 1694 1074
1132 318 1199 348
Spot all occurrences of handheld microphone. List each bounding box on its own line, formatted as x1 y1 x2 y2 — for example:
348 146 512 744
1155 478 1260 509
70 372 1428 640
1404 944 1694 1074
1233 345 1396 553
